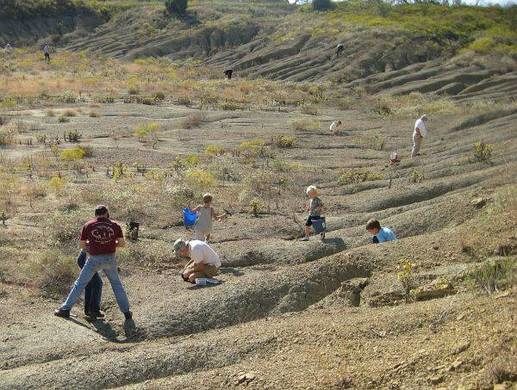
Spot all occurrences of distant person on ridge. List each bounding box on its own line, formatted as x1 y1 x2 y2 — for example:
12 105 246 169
224 69 233 80
43 43 50 63
330 120 343 134
336 43 344 57
4 43 12 53
54 205 132 322
300 185 325 241
366 218 396 244
411 114 428 158
174 239 221 283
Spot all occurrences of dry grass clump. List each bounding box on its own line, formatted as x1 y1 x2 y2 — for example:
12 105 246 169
60 146 87 161
58 116 70 123
371 92 461 118
27 249 76 298
468 258 515 295
301 104 319 115
205 144 225 156
134 122 160 144
472 141 493 163
0 122 18 146
290 119 320 132
273 135 296 149
338 169 383 185
182 113 204 129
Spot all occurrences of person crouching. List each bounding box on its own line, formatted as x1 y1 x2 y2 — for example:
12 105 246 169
174 239 221 283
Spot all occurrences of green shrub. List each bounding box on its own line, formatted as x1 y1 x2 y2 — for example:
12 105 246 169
63 130 82 143
473 141 493 163
58 116 69 123
60 146 86 161
409 168 424 184
185 169 215 189
239 138 267 158
48 175 66 192
469 258 515 294
274 135 296 149
205 144 225 156
165 0 188 15
338 169 383 185
134 122 160 143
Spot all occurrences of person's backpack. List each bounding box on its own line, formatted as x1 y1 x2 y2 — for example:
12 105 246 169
183 208 198 229
312 217 326 234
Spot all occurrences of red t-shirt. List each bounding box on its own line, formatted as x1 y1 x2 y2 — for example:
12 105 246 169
80 217 123 255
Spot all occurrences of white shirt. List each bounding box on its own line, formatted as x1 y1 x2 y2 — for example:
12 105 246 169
414 117 428 138
189 240 221 267
330 121 342 132
43 45 49 54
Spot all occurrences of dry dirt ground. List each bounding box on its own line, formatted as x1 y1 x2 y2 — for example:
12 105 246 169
0 98 516 389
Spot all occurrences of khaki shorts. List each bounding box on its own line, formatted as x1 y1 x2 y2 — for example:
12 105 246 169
182 260 219 279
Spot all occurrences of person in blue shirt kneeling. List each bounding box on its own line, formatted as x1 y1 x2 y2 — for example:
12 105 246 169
366 218 396 244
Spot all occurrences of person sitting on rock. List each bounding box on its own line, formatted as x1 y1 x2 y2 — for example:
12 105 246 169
300 185 325 241
411 114 428 158
366 218 396 244
330 120 343 134
175 239 221 283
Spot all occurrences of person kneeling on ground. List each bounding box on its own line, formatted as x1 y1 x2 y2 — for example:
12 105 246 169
54 205 132 322
174 239 221 283
366 218 396 244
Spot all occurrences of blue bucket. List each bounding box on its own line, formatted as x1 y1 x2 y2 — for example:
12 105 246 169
183 208 198 228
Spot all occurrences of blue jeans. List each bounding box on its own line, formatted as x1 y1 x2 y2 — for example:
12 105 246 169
61 253 130 314
77 250 102 314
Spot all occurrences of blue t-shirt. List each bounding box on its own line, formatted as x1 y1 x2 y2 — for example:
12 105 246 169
376 227 396 243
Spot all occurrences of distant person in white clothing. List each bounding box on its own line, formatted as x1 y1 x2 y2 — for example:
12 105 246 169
174 239 221 283
329 120 343 134
43 43 50 63
4 43 12 53
411 114 428 158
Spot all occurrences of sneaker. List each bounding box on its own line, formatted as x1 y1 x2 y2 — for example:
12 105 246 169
299 237 309 241
124 311 132 320
54 309 70 318
85 310 105 319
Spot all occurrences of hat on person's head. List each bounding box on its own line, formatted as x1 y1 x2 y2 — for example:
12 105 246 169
94 205 109 216
173 238 188 257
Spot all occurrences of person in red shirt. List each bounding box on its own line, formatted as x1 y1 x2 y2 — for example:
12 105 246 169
54 205 132 322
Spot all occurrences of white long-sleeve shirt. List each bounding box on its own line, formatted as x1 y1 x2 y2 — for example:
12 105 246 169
413 117 428 138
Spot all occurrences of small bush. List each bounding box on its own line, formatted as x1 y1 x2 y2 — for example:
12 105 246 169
301 104 318 115
397 260 415 301
46 110 55 117
182 113 203 129
0 123 18 146
89 111 99 118
250 198 263 217
469 258 515 295
29 250 76 298
94 95 115 104
128 87 140 95
134 122 160 143
165 0 188 15
290 119 320 132
48 176 66 192
473 141 493 163
409 168 424 184
338 169 383 185
57 116 70 123
274 135 296 149
153 91 166 101
205 144 225 156
313 0 335 11
185 169 215 189
63 110 76 117
63 130 82 143
60 146 86 161
239 138 267 158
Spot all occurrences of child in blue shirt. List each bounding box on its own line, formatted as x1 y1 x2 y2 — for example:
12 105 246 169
366 218 396 244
